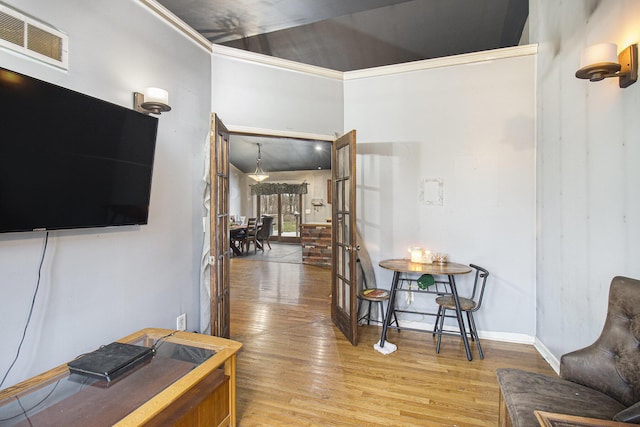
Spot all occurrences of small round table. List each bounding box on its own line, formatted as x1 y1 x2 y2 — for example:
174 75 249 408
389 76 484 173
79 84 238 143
378 259 474 360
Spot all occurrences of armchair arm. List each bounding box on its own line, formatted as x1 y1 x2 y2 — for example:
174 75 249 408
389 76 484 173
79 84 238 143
560 345 616 386
561 344 640 408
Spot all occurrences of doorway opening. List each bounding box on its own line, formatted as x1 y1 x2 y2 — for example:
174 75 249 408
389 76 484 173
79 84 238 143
209 119 359 345
227 128 333 248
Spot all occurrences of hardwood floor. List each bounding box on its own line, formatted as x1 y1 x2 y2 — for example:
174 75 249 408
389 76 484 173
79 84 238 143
230 247 555 426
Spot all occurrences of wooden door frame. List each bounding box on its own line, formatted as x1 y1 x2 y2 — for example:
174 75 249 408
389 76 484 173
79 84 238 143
226 126 334 143
217 124 359 345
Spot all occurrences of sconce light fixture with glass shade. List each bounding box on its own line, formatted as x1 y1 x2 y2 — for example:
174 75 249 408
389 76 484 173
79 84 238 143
247 143 269 182
133 87 172 114
311 198 324 212
575 43 637 88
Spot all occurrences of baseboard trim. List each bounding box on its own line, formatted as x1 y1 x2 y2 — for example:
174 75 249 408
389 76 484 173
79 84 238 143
533 337 560 374
361 319 558 370
396 320 536 345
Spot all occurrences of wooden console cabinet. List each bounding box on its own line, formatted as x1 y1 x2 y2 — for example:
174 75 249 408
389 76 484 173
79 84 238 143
0 328 242 427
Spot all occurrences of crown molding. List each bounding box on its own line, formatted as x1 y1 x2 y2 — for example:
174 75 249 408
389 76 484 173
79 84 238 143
138 2 340 79
210 44 538 81
211 44 343 80
139 0 212 52
344 44 539 80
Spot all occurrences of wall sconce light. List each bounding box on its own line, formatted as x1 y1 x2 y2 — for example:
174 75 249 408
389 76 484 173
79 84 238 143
311 198 323 212
575 43 638 88
133 87 172 115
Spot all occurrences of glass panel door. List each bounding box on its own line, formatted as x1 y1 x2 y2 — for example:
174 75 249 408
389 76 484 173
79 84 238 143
331 130 357 345
281 193 301 240
209 114 231 339
260 194 279 235
259 193 302 243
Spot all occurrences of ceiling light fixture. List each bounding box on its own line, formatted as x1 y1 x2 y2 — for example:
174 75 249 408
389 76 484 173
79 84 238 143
575 43 637 88
133 87 172 115
247 143 269 182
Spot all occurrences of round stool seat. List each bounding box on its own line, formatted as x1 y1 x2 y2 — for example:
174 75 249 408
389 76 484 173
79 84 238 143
435 295 477 311
359 288 389 301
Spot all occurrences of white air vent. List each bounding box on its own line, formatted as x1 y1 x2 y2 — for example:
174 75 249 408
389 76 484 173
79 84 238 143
0 3 68 68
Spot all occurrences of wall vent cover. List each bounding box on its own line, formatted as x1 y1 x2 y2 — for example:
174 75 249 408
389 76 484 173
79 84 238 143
0 4 68 68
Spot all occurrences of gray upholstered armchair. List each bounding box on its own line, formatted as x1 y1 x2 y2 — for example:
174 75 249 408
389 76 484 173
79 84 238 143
497 276 640 426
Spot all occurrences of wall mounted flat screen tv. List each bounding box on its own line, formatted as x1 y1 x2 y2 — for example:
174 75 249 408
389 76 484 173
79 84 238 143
0 67 159 233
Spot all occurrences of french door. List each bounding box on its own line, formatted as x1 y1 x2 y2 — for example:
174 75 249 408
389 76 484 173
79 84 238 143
209 121 358 346
331 130 358 346
209 114 231 338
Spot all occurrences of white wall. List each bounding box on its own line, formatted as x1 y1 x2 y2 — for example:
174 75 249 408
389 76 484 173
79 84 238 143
531 0 640 359
299 170 333 224
0 0 211 387
345 53 536 338
211 51 344 135
229 163 245 219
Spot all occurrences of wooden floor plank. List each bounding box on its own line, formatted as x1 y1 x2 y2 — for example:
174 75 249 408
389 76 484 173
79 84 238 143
231 245 555 426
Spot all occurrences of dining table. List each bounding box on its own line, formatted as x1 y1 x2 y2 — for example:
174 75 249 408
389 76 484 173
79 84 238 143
229 224 247 256
229 222 262 256
377 259 474 360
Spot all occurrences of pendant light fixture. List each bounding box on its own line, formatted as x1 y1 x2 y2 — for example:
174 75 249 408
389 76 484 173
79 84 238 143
247 143 269 182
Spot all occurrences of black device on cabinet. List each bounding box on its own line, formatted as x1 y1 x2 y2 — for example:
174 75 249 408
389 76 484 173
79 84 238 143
0 67 159 233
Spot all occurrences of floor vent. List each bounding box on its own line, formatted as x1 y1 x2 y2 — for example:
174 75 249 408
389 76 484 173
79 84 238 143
0 4 68 69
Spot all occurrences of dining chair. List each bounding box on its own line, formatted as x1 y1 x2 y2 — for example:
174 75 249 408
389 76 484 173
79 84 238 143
356 258 399 328
256 215 274 250
433 264 490 358
243 217 259 253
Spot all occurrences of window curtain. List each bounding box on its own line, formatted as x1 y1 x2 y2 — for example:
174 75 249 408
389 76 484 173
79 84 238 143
199 135 211 335
250 182 308 196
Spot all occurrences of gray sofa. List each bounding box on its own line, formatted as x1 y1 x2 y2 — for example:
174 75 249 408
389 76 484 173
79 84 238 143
496 276 640 426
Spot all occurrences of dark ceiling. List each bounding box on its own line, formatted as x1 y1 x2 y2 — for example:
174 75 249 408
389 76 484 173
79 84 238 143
230 135 332 173
158 0 528 72
157 0 528 172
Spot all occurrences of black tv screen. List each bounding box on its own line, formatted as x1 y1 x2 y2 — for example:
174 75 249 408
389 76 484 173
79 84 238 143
0 67 158 233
